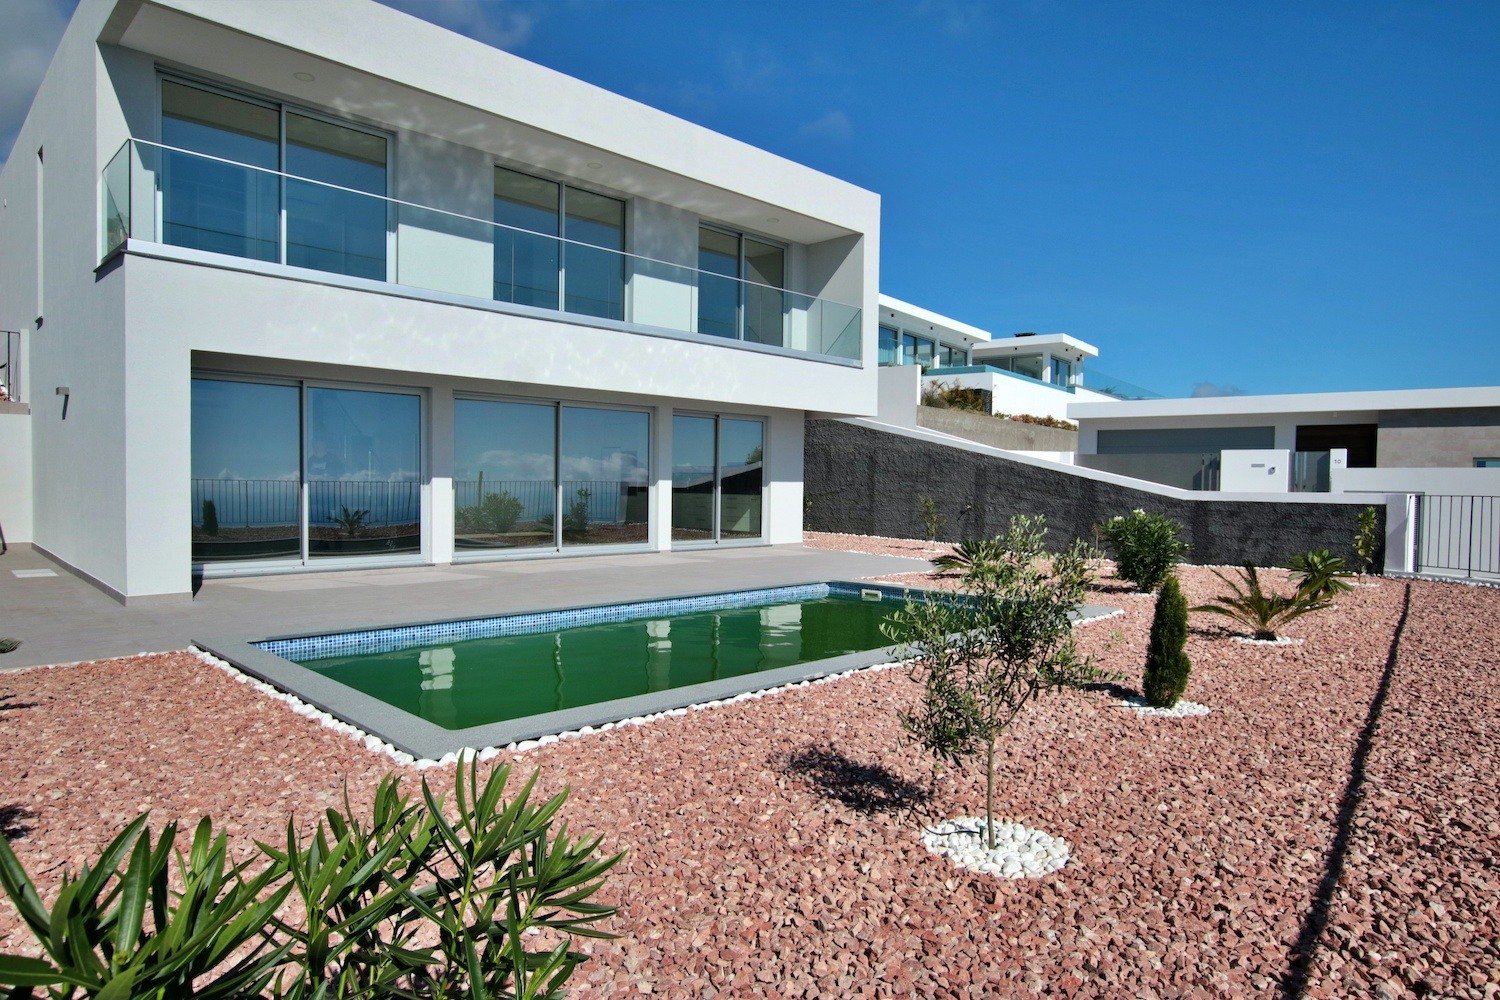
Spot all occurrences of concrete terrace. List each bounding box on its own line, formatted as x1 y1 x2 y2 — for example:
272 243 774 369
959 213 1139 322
0 544 933 670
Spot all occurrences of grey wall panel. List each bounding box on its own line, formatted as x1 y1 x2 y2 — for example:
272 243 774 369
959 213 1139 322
1095 425 1276 455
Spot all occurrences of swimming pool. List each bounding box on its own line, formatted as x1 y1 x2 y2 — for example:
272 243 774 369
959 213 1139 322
200 582 918 759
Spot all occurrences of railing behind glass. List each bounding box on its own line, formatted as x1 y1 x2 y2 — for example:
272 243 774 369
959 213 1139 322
926 364 1074 391
1079 369 1163 400
101 138 863 363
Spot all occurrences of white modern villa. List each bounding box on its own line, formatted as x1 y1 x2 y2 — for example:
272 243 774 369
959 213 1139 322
0 0 879 601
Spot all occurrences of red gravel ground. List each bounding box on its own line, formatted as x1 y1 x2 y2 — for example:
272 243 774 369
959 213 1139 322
1 554 1495 998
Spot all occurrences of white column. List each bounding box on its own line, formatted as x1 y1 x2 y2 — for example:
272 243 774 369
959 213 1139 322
428 385 455 565
652 404 672 551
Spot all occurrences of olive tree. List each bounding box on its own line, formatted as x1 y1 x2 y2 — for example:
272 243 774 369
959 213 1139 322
882 515 1105 848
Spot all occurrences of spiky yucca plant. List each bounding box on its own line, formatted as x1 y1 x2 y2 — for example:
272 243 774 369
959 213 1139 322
931 537 1004 574
1191 564 1331 641
1287 549 1356 602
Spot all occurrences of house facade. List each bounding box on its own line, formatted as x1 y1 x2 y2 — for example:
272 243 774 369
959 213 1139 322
1069 386 1500 493
0 0 880 600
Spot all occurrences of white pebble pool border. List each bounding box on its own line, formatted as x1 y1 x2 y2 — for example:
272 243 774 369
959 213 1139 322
920 818 1070 879
192 646 907 770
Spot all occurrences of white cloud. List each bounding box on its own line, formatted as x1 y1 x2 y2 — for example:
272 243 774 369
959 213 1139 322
1191 381 1247 397
0 0 76 165
800 110 853 142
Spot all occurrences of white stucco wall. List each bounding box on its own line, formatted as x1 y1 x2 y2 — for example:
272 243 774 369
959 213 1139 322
925 371 1077 423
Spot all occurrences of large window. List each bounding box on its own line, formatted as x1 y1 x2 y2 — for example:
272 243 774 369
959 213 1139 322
901 333 935 368
696 227 787 346
191 377 421 566
672 414 765 544
989 353 1046 381
160 79 389 279
878 326 899 366
454 398 650 554
1050 356 1074 386
938 344 967 367
493 167 625 320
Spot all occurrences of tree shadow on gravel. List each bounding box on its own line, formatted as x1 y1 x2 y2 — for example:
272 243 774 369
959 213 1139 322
783 745 931 818
1280 583 1412 1000
0 693 38 712
1 804 35 841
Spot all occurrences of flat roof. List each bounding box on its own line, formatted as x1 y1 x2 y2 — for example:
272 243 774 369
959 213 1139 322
878 295 991 345
1070 384 1500 421
973 332 1099 360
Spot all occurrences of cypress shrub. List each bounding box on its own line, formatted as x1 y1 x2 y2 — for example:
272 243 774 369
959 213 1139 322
1142 574 1191 708
201 498 219 537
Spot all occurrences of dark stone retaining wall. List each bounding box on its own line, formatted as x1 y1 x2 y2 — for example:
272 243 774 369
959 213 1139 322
805 419 1385 567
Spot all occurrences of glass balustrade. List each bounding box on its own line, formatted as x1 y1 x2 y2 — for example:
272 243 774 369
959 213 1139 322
101 138 863 363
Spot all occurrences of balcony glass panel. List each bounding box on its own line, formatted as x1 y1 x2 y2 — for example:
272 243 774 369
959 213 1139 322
494 168 561 309
106 139 863 364
719 418 764 540
161 81 279 261
671 414 716 542
190 377 302 562
306 387 422 558
454 398 557 551
559 406 650 547
285 113 388 280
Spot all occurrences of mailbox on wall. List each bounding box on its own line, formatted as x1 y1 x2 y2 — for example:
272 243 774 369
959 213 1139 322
1220 449 1293 493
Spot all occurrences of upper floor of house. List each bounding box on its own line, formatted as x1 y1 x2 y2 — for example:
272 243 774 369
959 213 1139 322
1 0 880 414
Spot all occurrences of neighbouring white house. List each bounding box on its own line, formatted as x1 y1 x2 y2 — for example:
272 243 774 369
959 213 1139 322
1069 385 1500 494
0 0 880 601
876 295 1154 424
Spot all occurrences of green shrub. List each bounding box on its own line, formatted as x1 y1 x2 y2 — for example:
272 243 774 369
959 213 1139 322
1353 505 1381 574
1097 509 1189 592
882 515 1108 848
1287 548 1356 601
1142 575 1191 708
455 489 523 536
201 498 220 537
917 494 945 542
997 413 1078 431
0 637 18 654
0 762 621 999
1191 564 1332 641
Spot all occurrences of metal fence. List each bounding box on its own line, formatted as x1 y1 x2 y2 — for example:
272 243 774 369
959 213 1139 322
1414 494 1500 579
0 330 20 403
191 479 422 529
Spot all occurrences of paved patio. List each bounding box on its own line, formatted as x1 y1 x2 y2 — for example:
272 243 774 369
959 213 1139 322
0 544 932 670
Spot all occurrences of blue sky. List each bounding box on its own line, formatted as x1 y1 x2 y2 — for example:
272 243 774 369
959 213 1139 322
6 0 1497 396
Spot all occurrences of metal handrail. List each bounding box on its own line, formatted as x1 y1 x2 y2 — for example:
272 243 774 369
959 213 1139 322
108 137 864 313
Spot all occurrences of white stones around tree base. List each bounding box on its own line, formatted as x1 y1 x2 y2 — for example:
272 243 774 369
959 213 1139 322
920 818 1070 879
1117 693 1211 718
1230 635 1303 647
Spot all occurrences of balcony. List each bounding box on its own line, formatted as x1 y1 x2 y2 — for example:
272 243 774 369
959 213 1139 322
926 363 1075 393
100 138 862 364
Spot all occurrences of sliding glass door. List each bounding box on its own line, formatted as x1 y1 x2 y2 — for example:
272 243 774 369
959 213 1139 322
160 77 390 280
191 376 422 567
453 398 651 555
305 387 421 557
492 167 625 319
696 227 787 346
671 414 764 545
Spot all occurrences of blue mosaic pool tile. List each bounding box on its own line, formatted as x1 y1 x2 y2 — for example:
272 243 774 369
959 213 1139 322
256 582 883 662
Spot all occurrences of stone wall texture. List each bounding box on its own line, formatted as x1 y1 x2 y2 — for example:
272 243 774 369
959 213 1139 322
805 419 1384 567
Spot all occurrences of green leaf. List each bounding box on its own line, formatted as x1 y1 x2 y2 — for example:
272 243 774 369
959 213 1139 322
0 954 68 987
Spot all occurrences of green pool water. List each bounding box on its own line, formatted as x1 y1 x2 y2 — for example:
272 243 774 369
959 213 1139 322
295 594 900 731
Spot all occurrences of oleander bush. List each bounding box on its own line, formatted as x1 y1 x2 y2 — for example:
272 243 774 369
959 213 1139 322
1353 505 1381 575
1142 575 1191 708
1096 509 1189 593
1191 563 1332 641
921 380 989 414
0 762 621 1000
997 413 1078 431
